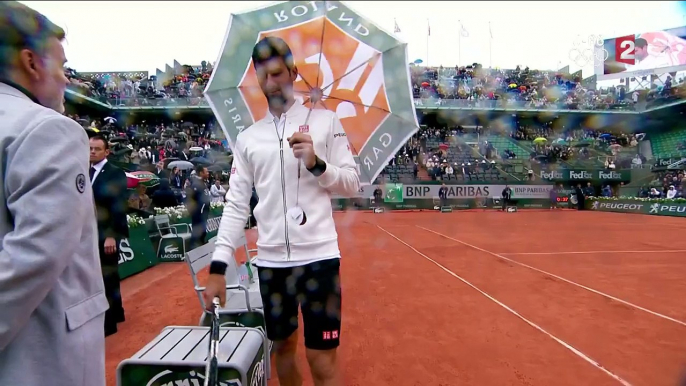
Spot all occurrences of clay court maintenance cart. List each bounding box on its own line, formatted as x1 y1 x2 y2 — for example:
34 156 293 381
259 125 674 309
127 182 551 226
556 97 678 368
116 325 267 386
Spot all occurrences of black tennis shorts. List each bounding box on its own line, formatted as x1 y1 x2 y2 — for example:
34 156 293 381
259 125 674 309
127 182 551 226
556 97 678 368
256 258 342 350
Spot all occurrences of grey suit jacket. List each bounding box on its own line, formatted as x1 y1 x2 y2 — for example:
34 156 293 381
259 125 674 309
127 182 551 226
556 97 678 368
0 83 108 386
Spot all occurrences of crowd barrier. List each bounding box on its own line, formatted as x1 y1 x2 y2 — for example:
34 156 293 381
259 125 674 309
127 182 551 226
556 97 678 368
332 198 565 211
585 198 686 217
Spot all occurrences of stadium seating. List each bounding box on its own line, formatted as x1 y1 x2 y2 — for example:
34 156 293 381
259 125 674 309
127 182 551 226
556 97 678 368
650 128 686 158
486 135 530 159
425 137 506 182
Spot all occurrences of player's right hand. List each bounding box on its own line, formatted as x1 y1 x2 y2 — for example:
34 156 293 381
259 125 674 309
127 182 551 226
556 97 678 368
203 274 226 310
234 251 247 266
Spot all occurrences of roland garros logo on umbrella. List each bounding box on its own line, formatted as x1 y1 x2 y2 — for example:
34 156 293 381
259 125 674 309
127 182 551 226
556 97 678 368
238 15 391 160
205 1 419 185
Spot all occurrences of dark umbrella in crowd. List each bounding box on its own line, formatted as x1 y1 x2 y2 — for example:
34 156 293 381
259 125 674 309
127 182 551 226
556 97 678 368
573 141 591 148
207 163 230 172
109 136 128 143
190 156 212 165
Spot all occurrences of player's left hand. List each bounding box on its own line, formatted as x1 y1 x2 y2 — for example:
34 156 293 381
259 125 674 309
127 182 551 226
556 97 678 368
287 132 316 169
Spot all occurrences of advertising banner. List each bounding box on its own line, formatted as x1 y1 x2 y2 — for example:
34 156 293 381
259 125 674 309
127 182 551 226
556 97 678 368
118 226 158 279
594 25 686 80
587 198 686 217
539 169 630 182
333 184 554 200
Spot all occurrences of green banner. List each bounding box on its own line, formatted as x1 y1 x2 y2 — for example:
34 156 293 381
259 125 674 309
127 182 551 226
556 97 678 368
384 183 404 203
157 237 185 262
587 198 686 217
331 198 554 211
118 225 158 279
539 169 630 182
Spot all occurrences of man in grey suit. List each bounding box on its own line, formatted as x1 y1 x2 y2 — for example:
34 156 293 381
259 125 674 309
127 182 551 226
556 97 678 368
0 2 108 386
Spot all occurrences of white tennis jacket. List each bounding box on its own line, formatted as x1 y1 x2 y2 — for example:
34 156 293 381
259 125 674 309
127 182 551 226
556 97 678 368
212 103 360 265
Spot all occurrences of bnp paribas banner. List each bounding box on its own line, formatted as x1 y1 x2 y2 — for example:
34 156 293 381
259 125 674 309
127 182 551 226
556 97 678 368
588 199 686 217
334 184 554 200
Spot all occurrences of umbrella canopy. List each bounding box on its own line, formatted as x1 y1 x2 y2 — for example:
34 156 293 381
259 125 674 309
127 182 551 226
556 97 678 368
125 173 140 189
599 133 612 139
204 1 419 185
126 171 160 188
189 146 204 152
533 137 547 144
190 156 212 165
208 163 231 172
109 136 128 143
167 160 194 170
573 141 591 148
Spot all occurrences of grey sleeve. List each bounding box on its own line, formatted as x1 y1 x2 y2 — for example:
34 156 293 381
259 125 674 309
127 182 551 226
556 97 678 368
0 117 91 351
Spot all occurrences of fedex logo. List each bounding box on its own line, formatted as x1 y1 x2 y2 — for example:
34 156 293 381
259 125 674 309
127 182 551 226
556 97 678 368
615 35 637 65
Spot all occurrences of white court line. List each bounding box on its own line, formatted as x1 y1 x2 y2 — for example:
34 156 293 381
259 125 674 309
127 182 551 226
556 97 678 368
417 226 686 328
500 250 686 256
376 225 632 386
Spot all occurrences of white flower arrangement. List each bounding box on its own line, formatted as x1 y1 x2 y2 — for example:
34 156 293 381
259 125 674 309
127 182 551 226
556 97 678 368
210 201 227 211
590 196 686 203
154 205 189 221
126 214 147 228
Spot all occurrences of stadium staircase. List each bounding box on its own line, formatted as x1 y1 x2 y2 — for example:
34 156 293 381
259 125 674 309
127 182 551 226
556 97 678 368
650 128 686 159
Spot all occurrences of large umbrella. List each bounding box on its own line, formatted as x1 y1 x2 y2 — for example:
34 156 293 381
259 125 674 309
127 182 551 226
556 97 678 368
533 137 547 144
204 1 419 185
190 156 212 165
127 170 160 188
125 173 140 189
167 160 194 170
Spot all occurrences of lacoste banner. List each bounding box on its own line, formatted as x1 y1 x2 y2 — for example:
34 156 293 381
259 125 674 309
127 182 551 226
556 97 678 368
118 226 158 279
157 237 186 262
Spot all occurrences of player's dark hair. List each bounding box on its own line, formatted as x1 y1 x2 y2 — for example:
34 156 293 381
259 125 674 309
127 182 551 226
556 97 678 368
635 38 648 48
0 1 66 78
251 36 295 70
90 135 110 150
195 164 206 174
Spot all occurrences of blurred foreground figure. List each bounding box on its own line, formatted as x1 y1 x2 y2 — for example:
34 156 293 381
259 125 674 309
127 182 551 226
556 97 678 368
0 2 107 386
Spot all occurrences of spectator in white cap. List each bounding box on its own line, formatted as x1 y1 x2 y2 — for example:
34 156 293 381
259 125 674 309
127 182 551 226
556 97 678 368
667 185 677 199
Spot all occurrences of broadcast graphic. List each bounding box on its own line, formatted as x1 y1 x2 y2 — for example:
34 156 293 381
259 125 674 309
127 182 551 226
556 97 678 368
593 25 686 80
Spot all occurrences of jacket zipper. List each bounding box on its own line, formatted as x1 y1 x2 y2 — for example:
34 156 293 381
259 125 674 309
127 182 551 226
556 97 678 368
278 134 292 260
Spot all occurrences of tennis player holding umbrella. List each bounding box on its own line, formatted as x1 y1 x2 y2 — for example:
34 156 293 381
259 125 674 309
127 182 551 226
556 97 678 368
203 37 359 386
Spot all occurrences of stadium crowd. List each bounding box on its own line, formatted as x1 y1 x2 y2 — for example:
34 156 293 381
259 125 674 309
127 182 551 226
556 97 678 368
64 58 685 200
65 60 686 112
410 64 685 111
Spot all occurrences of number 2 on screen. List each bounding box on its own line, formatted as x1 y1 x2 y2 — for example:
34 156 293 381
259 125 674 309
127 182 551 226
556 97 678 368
615 35 636 65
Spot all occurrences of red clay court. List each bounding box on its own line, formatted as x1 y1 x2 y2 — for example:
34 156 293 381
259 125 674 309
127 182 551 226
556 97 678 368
106 210 686 386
